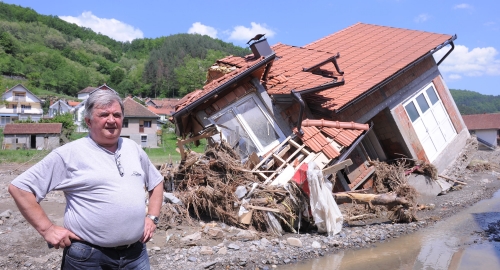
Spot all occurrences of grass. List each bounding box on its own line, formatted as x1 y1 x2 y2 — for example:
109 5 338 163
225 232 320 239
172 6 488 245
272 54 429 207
0 149 50 164
0 127 207 165
69 132 88 141
144 132 207 165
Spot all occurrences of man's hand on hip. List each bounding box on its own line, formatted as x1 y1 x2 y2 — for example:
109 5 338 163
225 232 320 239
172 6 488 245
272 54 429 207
42 224 81 249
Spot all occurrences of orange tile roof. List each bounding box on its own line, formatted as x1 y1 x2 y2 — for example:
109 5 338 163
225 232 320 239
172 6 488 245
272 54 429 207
300 23 451 111
293 120 368 159
174 55 271 112
147 98 179 115
216 23 452 112
4 123 62 134
462 113 500 130
68 101 80 107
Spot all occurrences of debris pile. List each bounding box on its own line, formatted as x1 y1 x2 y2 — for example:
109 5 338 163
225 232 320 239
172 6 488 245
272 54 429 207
158 142 443 234
467 159 493 172
159 142 312 235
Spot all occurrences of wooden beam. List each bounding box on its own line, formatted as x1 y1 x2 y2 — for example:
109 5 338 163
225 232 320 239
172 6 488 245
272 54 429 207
322 159 353 176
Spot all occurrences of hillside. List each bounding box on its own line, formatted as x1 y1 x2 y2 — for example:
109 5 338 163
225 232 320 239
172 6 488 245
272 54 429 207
450 89 500 115
0 2 250 99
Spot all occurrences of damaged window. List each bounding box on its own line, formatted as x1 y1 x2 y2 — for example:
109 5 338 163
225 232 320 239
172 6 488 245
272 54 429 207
209 93 285 159
236 98 280 147
212 109 259 159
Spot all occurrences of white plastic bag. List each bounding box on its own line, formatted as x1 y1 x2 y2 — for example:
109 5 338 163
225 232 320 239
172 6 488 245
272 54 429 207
307 162 343 236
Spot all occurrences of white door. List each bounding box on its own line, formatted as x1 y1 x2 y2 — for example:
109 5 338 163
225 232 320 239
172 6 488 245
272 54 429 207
404 84 456 161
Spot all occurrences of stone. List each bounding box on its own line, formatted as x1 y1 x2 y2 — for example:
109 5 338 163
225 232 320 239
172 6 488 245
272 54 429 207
200 246 214 255
287 237 303 247
188 256 197 262
260 238 271 247
207 227 225 239
217 246 228 255
202 261 217 268
152 246 161 251
0 210 12 219
227 243 240 250
236 229 256 241
181 232 202 242
311 241 321 249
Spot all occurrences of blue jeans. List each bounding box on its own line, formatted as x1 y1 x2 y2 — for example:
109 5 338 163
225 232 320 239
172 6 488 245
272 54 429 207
61 241 150 270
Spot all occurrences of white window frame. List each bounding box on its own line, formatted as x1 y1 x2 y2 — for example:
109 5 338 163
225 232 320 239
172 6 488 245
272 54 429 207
403 82 457 161
208 93 286 157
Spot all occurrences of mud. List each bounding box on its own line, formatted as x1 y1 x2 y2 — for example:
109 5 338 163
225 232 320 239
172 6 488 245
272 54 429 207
0 140 500 270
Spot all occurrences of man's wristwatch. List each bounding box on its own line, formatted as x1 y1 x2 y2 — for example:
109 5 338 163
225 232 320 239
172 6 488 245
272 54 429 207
147 214 159 225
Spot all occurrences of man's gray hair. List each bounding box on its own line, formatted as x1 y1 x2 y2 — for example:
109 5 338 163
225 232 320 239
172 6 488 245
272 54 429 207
84 90 124 119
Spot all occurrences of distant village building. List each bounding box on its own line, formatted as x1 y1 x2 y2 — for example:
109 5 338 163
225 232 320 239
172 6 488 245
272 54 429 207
0 84 43 126
121 97 160 148
145 98 179 124
2 123 62 150
72 84 115 132
462 113 500 149
48 100 73 117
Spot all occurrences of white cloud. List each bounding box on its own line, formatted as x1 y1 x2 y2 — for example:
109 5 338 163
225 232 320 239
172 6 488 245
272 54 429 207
228 22 275 42
453 3 472 9
414 14 430 23
448 74 462 80
434 44 500 78
188 22 218 39
59 11 143 42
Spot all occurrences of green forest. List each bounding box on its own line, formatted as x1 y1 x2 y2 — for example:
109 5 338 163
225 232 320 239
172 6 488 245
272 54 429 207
450 89 500 115
0 2 250 99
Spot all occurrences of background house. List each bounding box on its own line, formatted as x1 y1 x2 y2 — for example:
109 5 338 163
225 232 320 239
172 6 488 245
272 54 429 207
71 84 115 132
462 113 500 149
48 99 73 117
2 123 62 150
172 23 469 191
0 84 43 126
145 98 179 124
121 97 160 148
77 86 97 100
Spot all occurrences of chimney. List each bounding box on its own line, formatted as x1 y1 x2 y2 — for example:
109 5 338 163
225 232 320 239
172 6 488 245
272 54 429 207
249 38 273 58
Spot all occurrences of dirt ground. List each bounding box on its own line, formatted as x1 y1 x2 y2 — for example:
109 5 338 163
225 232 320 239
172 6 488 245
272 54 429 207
1 138 500 269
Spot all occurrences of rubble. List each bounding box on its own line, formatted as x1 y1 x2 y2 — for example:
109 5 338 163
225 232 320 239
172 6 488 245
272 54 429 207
158 136 453 236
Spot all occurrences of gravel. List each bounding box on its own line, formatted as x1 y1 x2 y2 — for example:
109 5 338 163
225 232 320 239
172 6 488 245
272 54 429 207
1 140 499 270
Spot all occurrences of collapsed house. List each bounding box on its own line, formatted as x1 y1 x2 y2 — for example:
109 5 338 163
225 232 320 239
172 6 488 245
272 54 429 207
172 23 468 192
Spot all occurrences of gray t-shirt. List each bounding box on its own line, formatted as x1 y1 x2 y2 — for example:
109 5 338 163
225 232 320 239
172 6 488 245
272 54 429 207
11 137 163 247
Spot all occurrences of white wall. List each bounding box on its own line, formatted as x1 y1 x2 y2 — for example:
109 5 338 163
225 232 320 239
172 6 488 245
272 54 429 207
475 129 498 146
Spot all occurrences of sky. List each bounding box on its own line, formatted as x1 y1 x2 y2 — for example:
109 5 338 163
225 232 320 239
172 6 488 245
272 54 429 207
4 0 500 96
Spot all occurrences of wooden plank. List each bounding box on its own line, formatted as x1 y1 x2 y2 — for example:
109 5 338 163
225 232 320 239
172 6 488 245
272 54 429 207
252 136 292 171
246 205 281 213
276 145 291 158
322 159 353 176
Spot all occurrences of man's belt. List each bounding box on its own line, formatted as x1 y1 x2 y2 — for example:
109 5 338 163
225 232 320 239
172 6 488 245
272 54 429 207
72 240 138 250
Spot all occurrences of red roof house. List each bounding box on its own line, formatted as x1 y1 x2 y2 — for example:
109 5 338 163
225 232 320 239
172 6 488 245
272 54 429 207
3 123 62 150
462 113 500 148
172 23 469 191
121 97 160 148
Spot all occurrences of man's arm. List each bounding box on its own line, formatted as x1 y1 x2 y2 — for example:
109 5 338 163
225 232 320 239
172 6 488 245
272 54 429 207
140 182 163 243
8 184 80 249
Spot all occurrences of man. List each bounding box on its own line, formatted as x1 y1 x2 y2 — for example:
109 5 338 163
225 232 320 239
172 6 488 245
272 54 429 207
8 89 164 269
